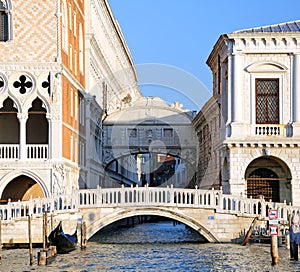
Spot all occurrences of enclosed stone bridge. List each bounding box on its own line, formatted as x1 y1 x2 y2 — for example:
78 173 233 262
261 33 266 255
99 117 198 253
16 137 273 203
1 186 299 244
102 97 197 169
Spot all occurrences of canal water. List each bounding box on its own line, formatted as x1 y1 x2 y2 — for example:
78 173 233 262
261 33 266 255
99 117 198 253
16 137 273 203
1 219 300 271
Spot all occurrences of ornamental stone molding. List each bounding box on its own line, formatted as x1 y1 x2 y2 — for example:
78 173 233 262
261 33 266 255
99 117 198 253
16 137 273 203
0 66 62 114
228 35 300 52
245 61 288 73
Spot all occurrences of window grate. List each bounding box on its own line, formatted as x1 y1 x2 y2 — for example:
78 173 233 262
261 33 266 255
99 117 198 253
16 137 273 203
256 79 279 124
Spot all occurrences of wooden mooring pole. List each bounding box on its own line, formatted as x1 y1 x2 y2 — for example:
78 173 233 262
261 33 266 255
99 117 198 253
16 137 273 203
242 217 258 246
81 221 87 250
28 215 33 266
271 235 279 265
43 212 48 251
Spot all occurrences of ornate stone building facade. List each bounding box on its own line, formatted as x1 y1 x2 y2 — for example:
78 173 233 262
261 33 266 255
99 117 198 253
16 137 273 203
194 21 300 205
0 0 140 201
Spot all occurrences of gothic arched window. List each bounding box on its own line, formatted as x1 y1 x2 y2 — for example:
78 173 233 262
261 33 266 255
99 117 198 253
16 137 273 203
0 0 12 42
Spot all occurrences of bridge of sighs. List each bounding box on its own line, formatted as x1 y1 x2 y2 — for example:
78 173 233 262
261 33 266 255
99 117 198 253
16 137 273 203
102 97 197 188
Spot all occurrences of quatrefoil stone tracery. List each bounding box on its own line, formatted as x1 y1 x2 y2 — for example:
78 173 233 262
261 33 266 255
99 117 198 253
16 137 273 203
13 75 33 94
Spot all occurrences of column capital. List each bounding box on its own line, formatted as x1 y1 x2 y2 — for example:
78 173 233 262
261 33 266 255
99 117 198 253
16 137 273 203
17 112 28 120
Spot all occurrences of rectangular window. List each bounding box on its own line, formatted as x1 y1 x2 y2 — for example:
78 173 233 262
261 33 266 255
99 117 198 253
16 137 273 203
0 12 8 41
74 92 78 121
74 50 77 75
70 135 73 160
79 98 85 125
69 5 72 29
73 11 77 36
79 141 85 166
163 128 173 138
256 79 279 124
70 88 73 117
128 128 137 138
69 44 73 70
74 138 78 163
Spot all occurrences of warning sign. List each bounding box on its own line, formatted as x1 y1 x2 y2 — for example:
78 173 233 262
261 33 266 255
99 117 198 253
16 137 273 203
269 225 279 236
268 209 278 220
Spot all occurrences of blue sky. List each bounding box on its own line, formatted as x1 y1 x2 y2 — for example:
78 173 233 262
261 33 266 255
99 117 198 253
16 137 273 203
109 0 300 111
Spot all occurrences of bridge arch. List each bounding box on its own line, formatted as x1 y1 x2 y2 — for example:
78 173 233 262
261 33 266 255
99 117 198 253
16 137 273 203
85 207 220 243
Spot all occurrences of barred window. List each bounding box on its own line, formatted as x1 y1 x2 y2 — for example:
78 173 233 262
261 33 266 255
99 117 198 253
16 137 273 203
128 128 137 138
256 79 279 124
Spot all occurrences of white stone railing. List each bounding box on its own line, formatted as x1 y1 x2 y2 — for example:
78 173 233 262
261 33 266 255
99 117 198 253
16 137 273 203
0 144 48 159
27 144 48 159
77 185 299 221
255 124 285 136
0 144 19 159
0 186 299 222
0 194 77 221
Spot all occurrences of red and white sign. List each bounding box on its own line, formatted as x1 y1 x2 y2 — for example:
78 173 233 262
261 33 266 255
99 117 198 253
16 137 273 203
269 225 279 236
268 209 278 219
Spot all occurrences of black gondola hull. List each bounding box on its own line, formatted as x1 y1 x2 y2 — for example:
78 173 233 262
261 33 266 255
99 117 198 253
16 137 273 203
48 221 78 254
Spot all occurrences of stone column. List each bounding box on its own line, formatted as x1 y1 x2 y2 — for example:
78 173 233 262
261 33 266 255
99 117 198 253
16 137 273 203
18 113 28 160
292 54 300 136
48 112 62 159
232 53 243 122
230 53 244 136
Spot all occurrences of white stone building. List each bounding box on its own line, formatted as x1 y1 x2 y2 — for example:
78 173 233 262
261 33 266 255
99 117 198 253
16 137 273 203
194 20 300 205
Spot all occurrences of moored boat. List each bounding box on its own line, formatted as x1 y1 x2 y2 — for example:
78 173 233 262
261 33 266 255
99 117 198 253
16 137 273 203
48 221 78 254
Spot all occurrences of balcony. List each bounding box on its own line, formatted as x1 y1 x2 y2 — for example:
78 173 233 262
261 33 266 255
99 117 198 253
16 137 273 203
254 124 286 136
0 144 48 159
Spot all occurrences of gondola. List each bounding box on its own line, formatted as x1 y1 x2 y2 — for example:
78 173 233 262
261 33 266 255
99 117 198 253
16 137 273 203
48 221 78 254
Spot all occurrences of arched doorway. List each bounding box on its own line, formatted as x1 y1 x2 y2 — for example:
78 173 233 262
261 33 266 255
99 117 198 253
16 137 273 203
1 175 45 202
245 156 291 203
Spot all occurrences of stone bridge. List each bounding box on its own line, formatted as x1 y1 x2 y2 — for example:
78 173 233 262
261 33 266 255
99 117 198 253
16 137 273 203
0 186 299 244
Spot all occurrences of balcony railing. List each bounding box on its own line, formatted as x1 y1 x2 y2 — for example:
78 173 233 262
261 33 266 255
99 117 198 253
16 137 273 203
0 144 48 159
255 124 286 136
0 145 19 159
27 144 48 159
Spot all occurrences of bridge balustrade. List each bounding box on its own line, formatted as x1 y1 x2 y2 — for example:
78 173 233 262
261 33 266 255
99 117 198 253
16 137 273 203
0 187 300 222
0 194 77 220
